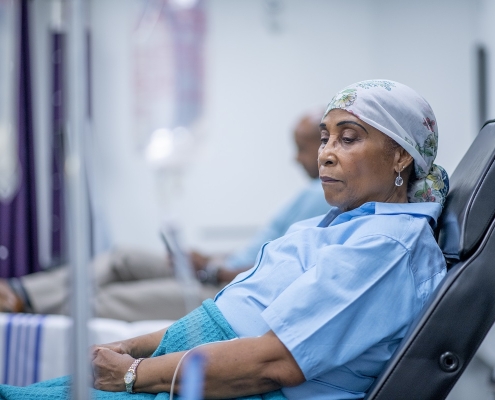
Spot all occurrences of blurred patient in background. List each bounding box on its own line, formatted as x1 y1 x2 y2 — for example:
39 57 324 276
0 109 329 321
190 108 327 283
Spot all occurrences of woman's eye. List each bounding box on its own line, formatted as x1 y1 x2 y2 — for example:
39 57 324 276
320 138 328 145
342 136 356 144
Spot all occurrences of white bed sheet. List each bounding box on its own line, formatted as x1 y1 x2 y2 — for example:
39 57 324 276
0 313 173 385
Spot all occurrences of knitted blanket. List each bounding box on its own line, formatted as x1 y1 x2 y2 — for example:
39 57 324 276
0 299 286 400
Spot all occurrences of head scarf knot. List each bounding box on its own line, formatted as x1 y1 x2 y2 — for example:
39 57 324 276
324 79 449 206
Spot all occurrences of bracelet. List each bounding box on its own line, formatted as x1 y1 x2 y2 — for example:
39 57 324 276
196 261 220 285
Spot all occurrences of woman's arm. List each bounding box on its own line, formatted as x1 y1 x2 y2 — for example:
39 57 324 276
92 330 305 398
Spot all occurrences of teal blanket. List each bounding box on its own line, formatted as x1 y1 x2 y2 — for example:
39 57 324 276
0 299 286 400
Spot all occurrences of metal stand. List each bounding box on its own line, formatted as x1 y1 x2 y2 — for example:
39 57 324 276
489 368 495 399
66 0 92 398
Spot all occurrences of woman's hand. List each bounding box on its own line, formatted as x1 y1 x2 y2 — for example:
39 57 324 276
92 347 135 392
189 251 210 273
0 279 24 312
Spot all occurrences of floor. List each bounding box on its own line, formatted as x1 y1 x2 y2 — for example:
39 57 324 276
447 355 494 400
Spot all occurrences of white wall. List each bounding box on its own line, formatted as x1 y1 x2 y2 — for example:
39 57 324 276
477 0 495 121
84 0 481 254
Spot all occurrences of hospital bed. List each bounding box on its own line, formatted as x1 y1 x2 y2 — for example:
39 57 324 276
0 313 172 386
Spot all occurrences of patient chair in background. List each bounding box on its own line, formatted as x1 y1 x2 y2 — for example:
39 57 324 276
366 120 495 399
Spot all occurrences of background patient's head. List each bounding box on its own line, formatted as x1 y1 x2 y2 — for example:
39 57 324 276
293 110 324 179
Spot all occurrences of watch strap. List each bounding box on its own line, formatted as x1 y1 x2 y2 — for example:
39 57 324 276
124 357 144 394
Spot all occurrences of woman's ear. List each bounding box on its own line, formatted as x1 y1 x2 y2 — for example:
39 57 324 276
394 148 414 172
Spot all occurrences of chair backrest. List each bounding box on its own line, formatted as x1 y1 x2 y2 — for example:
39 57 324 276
365 120 495 400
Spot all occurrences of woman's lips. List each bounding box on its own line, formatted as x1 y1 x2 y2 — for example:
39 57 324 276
320 176 340 183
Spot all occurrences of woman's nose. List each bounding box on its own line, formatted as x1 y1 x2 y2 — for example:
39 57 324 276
318 144 336 166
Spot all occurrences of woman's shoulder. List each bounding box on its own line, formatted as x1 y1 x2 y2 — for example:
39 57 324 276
346 211 445 279
373 202 442 226
346 204 439 249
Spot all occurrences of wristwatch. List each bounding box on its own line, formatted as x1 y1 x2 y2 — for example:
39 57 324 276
196 261 221 285
124 358 144 393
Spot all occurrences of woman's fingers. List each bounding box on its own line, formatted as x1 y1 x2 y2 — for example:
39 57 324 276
90 341 128 359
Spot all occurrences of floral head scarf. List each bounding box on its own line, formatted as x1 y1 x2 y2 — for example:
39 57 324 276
324 79 449 206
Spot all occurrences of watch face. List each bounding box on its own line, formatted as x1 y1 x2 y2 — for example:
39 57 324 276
124 371 135 384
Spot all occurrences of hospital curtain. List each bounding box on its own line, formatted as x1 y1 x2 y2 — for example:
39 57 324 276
0 0 40 278
50 31 66 264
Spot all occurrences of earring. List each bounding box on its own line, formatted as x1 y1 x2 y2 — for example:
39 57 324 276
395 167 404 187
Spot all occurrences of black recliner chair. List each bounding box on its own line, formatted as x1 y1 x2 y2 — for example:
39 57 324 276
365 120 495 399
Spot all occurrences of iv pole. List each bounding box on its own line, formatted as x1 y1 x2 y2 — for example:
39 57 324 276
65 0 92 398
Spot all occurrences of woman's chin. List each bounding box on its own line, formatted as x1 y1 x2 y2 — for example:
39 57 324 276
324 198 345 211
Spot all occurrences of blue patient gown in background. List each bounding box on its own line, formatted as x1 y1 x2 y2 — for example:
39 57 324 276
0 300 286 400
225 178 329 270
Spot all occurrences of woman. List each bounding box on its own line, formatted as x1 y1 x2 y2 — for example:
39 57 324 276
0 80 449 399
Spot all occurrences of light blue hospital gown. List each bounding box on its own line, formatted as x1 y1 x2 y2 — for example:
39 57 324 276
215 201 446 399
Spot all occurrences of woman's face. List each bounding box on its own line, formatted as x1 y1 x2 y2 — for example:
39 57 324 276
318 109 401 211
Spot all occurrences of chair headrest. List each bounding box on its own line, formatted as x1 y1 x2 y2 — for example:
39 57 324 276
437 120 495 262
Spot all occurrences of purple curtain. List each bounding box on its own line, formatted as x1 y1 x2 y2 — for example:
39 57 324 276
0 0 40 278
50 32 66 264
50 31 91 263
